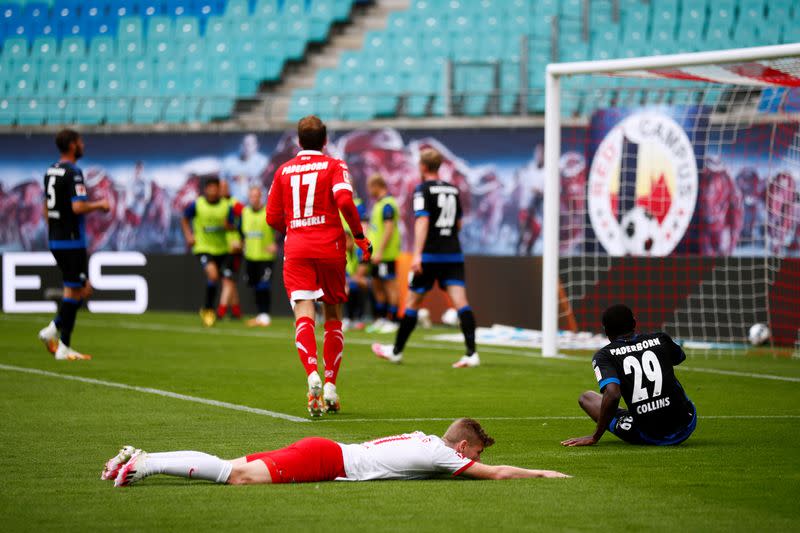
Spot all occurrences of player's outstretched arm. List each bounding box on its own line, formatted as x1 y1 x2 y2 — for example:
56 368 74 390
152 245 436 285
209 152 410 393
72 198 110 215
462 462 571 480
562 383 621 447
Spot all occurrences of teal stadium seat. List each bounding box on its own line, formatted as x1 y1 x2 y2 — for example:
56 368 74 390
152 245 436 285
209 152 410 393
309 0 335 42
0 97 14 125
60 36 86 60
132 97 161 124
89 36 115 60
76 97 103 124
45 97 70 125
37 61 66 96
288 88 316 121
18 96 45 125
106 97 132 124
253 0 279 19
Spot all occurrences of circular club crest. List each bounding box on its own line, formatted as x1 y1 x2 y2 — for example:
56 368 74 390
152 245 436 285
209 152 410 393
588 110 698 256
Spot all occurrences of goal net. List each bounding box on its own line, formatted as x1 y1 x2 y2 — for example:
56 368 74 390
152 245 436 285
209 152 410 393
541 44 800 357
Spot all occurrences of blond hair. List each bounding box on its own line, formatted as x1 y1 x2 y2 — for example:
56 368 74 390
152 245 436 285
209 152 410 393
367 173 386 189
420 148 443 172
443 418 495 448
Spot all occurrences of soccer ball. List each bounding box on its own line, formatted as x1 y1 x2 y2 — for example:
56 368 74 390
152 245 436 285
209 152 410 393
748 323 770 346
620 206 658 256
441 308 459 327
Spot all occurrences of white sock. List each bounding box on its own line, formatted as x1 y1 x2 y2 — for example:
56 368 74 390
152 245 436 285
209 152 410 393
143 451 232 483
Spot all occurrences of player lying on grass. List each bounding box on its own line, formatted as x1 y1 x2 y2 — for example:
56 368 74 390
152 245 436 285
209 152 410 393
103 418 569 487
562 304 697 447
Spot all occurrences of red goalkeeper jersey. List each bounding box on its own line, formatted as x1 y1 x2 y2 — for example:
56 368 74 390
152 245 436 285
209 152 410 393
267 150 355 259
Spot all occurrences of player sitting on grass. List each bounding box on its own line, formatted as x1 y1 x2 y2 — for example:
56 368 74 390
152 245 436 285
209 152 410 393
562 304 697 447
103 418 569 486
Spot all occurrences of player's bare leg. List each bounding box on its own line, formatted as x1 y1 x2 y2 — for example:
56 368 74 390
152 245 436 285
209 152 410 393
201 262 220 327
446 285 479 368
226 457 273 485
373 291 425 363
322 302 344 413
577 390 603 422
294 299 324 416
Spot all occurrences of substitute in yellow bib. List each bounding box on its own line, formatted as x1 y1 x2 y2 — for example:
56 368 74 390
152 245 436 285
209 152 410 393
181 176 233 327
367 174 401 332
241 185 277 327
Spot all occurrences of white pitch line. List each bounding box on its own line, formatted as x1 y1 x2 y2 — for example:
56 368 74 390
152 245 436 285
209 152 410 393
316 414 800 423
2 363 797 425
678 366 800 383
4 315 800 383
0 363 309 423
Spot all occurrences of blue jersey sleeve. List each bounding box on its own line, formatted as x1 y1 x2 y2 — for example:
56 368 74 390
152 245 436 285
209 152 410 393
183 201 197 220
357 202 368 221
382 202 395 221
592 351 620 391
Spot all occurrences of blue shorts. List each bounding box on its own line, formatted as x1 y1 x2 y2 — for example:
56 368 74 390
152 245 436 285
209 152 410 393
609 402 697 446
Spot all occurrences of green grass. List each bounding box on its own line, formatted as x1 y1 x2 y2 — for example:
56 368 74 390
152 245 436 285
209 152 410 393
1 312 798 532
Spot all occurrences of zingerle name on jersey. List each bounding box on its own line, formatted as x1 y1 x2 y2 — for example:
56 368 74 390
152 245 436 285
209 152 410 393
290 215 327 228
609 337 661 356
588 110 699 256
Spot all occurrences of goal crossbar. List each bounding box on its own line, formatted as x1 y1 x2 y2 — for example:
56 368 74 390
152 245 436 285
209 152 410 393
541 43 800 357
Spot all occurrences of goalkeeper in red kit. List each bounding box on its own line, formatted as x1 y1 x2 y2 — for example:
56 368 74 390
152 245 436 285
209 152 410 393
267 116 372 417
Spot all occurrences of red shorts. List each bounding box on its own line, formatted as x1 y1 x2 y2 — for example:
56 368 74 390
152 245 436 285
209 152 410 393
283 257 347 305
246 437 346 484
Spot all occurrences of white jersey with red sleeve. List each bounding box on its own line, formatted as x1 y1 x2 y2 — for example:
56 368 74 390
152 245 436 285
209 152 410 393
336 431 475 481
267 150 352 259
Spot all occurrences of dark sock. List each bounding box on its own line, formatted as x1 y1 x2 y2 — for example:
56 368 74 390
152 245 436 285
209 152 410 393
394 309 418 355
374 301 387 320
255 285 271 314
388 305 399 322
59 297 81 347
53 314 62 329
204 282 218 309
458 306 477 356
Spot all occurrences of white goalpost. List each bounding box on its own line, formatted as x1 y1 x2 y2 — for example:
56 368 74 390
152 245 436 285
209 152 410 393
542 43 800 357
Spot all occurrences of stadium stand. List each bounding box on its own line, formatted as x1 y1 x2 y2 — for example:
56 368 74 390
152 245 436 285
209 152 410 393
290 0 797 120
0 0 797 125
0 0 358 125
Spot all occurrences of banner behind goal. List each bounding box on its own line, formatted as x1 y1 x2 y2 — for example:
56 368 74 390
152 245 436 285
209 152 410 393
542 44 800 356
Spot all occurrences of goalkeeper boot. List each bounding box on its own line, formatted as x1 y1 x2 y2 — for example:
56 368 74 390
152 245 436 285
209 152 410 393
323 382 340 414
307 371 325 417
114 449 149 487
102 445 136 480
38 321 59 354
452 353 480 368
372 343 402 364
54 340 91 361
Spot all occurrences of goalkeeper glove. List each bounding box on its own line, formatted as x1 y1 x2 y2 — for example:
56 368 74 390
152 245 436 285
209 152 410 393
354 233 373 262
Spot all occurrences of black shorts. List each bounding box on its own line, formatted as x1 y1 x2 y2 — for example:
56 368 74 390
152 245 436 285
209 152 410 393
409 262 465 294
246 260 274 288
223 253 243 279
52 248 88 288
196 253 227 271
372 260 397 281
609 402 697 445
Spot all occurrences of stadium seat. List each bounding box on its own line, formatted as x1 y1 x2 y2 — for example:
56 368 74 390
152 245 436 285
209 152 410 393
173 15 199 41
88 35 114 59
106 95 132 123
75 96 103 124
224 0 249 19
2 37 28 60
283 0 305 18
288 87 316 121
45 96 70 124
0 96 14 124
37 60 66 96
17 95 45 124
132 96 160 123
309 0 335 42
253 0 279 19
165 0 192 17
163 95 188 122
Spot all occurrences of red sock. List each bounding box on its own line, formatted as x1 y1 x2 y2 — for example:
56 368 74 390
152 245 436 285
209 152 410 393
217 305 227 318
323 320 344 385
295 317 318 376
231 304 241 318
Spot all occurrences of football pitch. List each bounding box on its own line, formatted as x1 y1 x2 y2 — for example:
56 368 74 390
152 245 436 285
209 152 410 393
1 312 798 532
